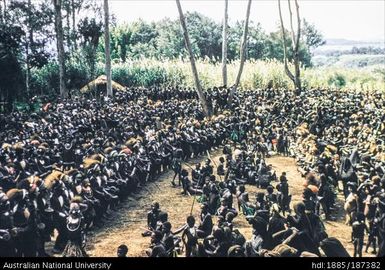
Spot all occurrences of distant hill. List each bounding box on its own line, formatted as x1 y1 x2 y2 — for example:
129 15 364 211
324 38 384 46
314 39 385 54
312 39 385 68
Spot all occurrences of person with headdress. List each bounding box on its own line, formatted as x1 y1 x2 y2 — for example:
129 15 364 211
7 188 39 257
62 201 88 257
48 178 70 254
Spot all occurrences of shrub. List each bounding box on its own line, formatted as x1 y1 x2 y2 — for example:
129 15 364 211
30 57 385 96
328 73 346 88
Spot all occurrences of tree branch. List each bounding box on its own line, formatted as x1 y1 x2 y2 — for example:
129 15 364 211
228 0 252 104
278 0 295 82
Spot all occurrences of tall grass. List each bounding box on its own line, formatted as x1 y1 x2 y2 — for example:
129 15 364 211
30 58 384 96
108 58 384 92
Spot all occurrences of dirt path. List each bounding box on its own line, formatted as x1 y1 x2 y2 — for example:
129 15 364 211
86 151 369 257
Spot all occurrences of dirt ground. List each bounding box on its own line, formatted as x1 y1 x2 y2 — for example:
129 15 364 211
85 150 373 257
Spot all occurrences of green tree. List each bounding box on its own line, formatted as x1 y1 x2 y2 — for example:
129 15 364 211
156 18 184 59
78 17 103 88
301 19 325 51
8 0 53 97
0 23 24 110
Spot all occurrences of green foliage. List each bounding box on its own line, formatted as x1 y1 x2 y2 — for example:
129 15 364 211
0 23 24 107
30 56 90 96
78 17 103 84
14 100 41 112
30 62 59 97
302 19 326 50
104 13 320 68
110 61 168 88
3 1 381 105
28 56 384 96
327 73 346 88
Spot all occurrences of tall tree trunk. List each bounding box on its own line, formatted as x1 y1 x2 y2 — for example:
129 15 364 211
221 0 228 87
293 0 301 93
287 0 301 93
228 0 252 104
65 0 71 50
278 0 301 94
104 0 113 97
278 0 294 82
53 0 67 98
25 0 34 99
176 0 210 117
71 0 77 50
25 43 30 99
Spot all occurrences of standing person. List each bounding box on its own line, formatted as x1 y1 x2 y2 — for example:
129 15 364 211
62 202 87 257
340 158 358 199
182 216 199 257
317 174 333 220
198 203 213 238
171 148 183 187
161 221 177 257
277 172 291 215
364 185 378 254
351 212 368 257
142 202 161 237
277 131 287 156
217 157 226 177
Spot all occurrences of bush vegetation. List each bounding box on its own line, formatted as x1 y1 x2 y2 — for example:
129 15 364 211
29 58 385 95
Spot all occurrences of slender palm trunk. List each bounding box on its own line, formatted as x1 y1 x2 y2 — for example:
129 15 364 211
176 0 210 117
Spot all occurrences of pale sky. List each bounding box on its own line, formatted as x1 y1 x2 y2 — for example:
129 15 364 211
109 0 385 41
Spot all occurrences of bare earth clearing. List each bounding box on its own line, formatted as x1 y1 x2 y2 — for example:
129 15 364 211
84 149 368 257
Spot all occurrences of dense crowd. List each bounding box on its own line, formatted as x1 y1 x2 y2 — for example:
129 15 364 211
0 87 384 257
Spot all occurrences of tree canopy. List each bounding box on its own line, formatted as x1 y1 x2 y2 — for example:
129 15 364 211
0 0 326 106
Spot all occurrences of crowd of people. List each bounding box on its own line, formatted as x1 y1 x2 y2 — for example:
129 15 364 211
0 86 384 257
